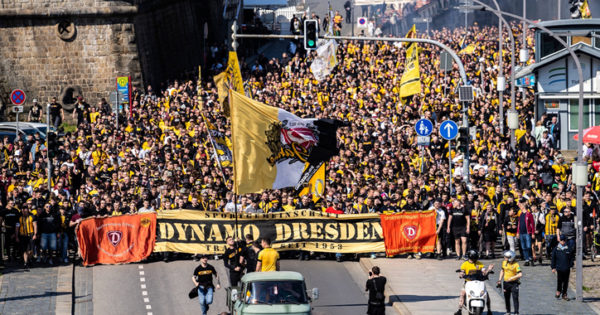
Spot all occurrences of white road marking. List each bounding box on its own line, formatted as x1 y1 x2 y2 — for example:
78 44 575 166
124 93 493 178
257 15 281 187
140 265 152 313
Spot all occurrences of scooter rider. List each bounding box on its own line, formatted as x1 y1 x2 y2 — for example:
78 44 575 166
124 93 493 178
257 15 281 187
455 250 494 315
497 250 522 315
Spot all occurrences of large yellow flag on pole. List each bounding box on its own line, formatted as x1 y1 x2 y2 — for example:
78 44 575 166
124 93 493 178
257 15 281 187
400 25 422 98
230 91 346 194
230 91 317 194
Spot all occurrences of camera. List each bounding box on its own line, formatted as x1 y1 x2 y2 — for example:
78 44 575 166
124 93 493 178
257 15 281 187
369 271 372 276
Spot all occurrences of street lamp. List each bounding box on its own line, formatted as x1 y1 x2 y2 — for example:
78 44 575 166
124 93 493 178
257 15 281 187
461 0 587 303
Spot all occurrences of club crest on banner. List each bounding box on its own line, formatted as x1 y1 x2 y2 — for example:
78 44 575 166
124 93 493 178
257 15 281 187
402 224 419 241
107 231 123 247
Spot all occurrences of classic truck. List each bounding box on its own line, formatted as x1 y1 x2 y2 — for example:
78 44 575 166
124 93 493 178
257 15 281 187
227 271 319 315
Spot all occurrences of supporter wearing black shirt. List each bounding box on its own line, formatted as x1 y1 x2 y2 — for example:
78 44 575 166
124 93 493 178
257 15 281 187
37 204 60 264
49 97 64 129
2 200 21 259
447 199 470 259
223 236 243 287
192 255 220 315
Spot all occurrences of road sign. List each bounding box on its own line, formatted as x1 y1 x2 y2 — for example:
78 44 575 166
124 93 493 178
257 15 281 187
415 119 433 137
357 17 367 29
10 89 26 105
440 51 453 72
439 120 458 140
11 106 23 113
417 136 430 146
116 76 130 103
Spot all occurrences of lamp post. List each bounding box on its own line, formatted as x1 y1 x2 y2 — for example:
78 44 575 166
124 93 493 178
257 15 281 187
462 1 587 303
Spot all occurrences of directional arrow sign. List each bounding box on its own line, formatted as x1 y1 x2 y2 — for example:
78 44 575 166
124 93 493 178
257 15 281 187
415 118 433 137
439 120 458 140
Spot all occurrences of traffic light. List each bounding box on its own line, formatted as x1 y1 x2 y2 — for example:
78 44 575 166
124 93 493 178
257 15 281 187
304 19 318 50
47 132 58 158
569 0 583 19
457 127 469 153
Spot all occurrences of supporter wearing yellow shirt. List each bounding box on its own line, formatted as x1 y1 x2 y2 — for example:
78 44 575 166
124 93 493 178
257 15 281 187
497 250 522 315
456 250 493 315
256 238 279 272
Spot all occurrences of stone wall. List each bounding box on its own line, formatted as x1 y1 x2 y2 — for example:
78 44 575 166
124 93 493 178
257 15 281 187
0 0 222 112
0 1 141 111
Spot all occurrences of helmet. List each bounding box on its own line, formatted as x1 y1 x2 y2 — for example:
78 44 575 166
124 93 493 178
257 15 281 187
467 250 479 262
503 250 516 262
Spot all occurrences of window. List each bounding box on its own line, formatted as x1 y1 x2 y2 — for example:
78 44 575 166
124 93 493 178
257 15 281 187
540 34 567 59
246 280 308 304
569 98 591 131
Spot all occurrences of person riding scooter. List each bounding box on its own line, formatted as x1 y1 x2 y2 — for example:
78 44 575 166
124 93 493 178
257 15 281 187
455 250 494 315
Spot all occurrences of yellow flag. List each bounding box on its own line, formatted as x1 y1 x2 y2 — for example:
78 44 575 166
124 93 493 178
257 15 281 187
227 51 245 93
459 43 477 55
581 0 592 19
230 91 318 194
213 71 228 104
399 27 422 98
299 163 325 202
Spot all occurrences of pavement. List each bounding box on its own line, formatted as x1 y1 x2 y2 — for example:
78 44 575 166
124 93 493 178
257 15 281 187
0 261 72 315
362 255 600 315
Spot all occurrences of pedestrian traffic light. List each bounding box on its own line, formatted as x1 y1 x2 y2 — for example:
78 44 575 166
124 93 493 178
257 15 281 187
457 127 469 153
569 0 583 19
304 19 318 50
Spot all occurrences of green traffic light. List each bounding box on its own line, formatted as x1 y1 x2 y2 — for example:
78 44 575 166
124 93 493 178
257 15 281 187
308 40 315 47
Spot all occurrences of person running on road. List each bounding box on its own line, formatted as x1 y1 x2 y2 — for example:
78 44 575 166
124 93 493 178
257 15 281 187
455 250 494 315
497 250 522 315
192 254 221 315
447 199 470 260
256 237 279 272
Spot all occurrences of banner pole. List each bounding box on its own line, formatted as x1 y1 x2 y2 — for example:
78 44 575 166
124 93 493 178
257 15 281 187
234 192 239 241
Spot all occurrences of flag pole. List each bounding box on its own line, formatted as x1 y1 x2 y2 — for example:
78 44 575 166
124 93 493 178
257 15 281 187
227 87 239 240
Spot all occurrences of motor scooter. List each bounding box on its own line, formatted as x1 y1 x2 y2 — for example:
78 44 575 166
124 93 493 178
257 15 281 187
455 269 494 315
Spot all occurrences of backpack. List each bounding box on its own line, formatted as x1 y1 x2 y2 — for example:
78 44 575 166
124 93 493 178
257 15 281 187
371 279 385 304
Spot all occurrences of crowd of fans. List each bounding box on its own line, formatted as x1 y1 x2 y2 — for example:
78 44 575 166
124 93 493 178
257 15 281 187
0 17 598 268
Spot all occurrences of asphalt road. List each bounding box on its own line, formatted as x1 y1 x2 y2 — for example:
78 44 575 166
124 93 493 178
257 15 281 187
91 257 393 315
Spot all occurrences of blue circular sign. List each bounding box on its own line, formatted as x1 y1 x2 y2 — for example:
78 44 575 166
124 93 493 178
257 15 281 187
358 17 367 25
415 119 433 137
439 120 459 140
10 89 26 106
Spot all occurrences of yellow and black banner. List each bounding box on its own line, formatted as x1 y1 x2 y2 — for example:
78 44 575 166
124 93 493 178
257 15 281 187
154 210 384 254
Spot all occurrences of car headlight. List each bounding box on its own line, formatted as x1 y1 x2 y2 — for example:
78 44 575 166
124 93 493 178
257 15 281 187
469 290 476 297
480 290 485 297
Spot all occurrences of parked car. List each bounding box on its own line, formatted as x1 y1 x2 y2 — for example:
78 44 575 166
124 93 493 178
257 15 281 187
0 122 56 139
